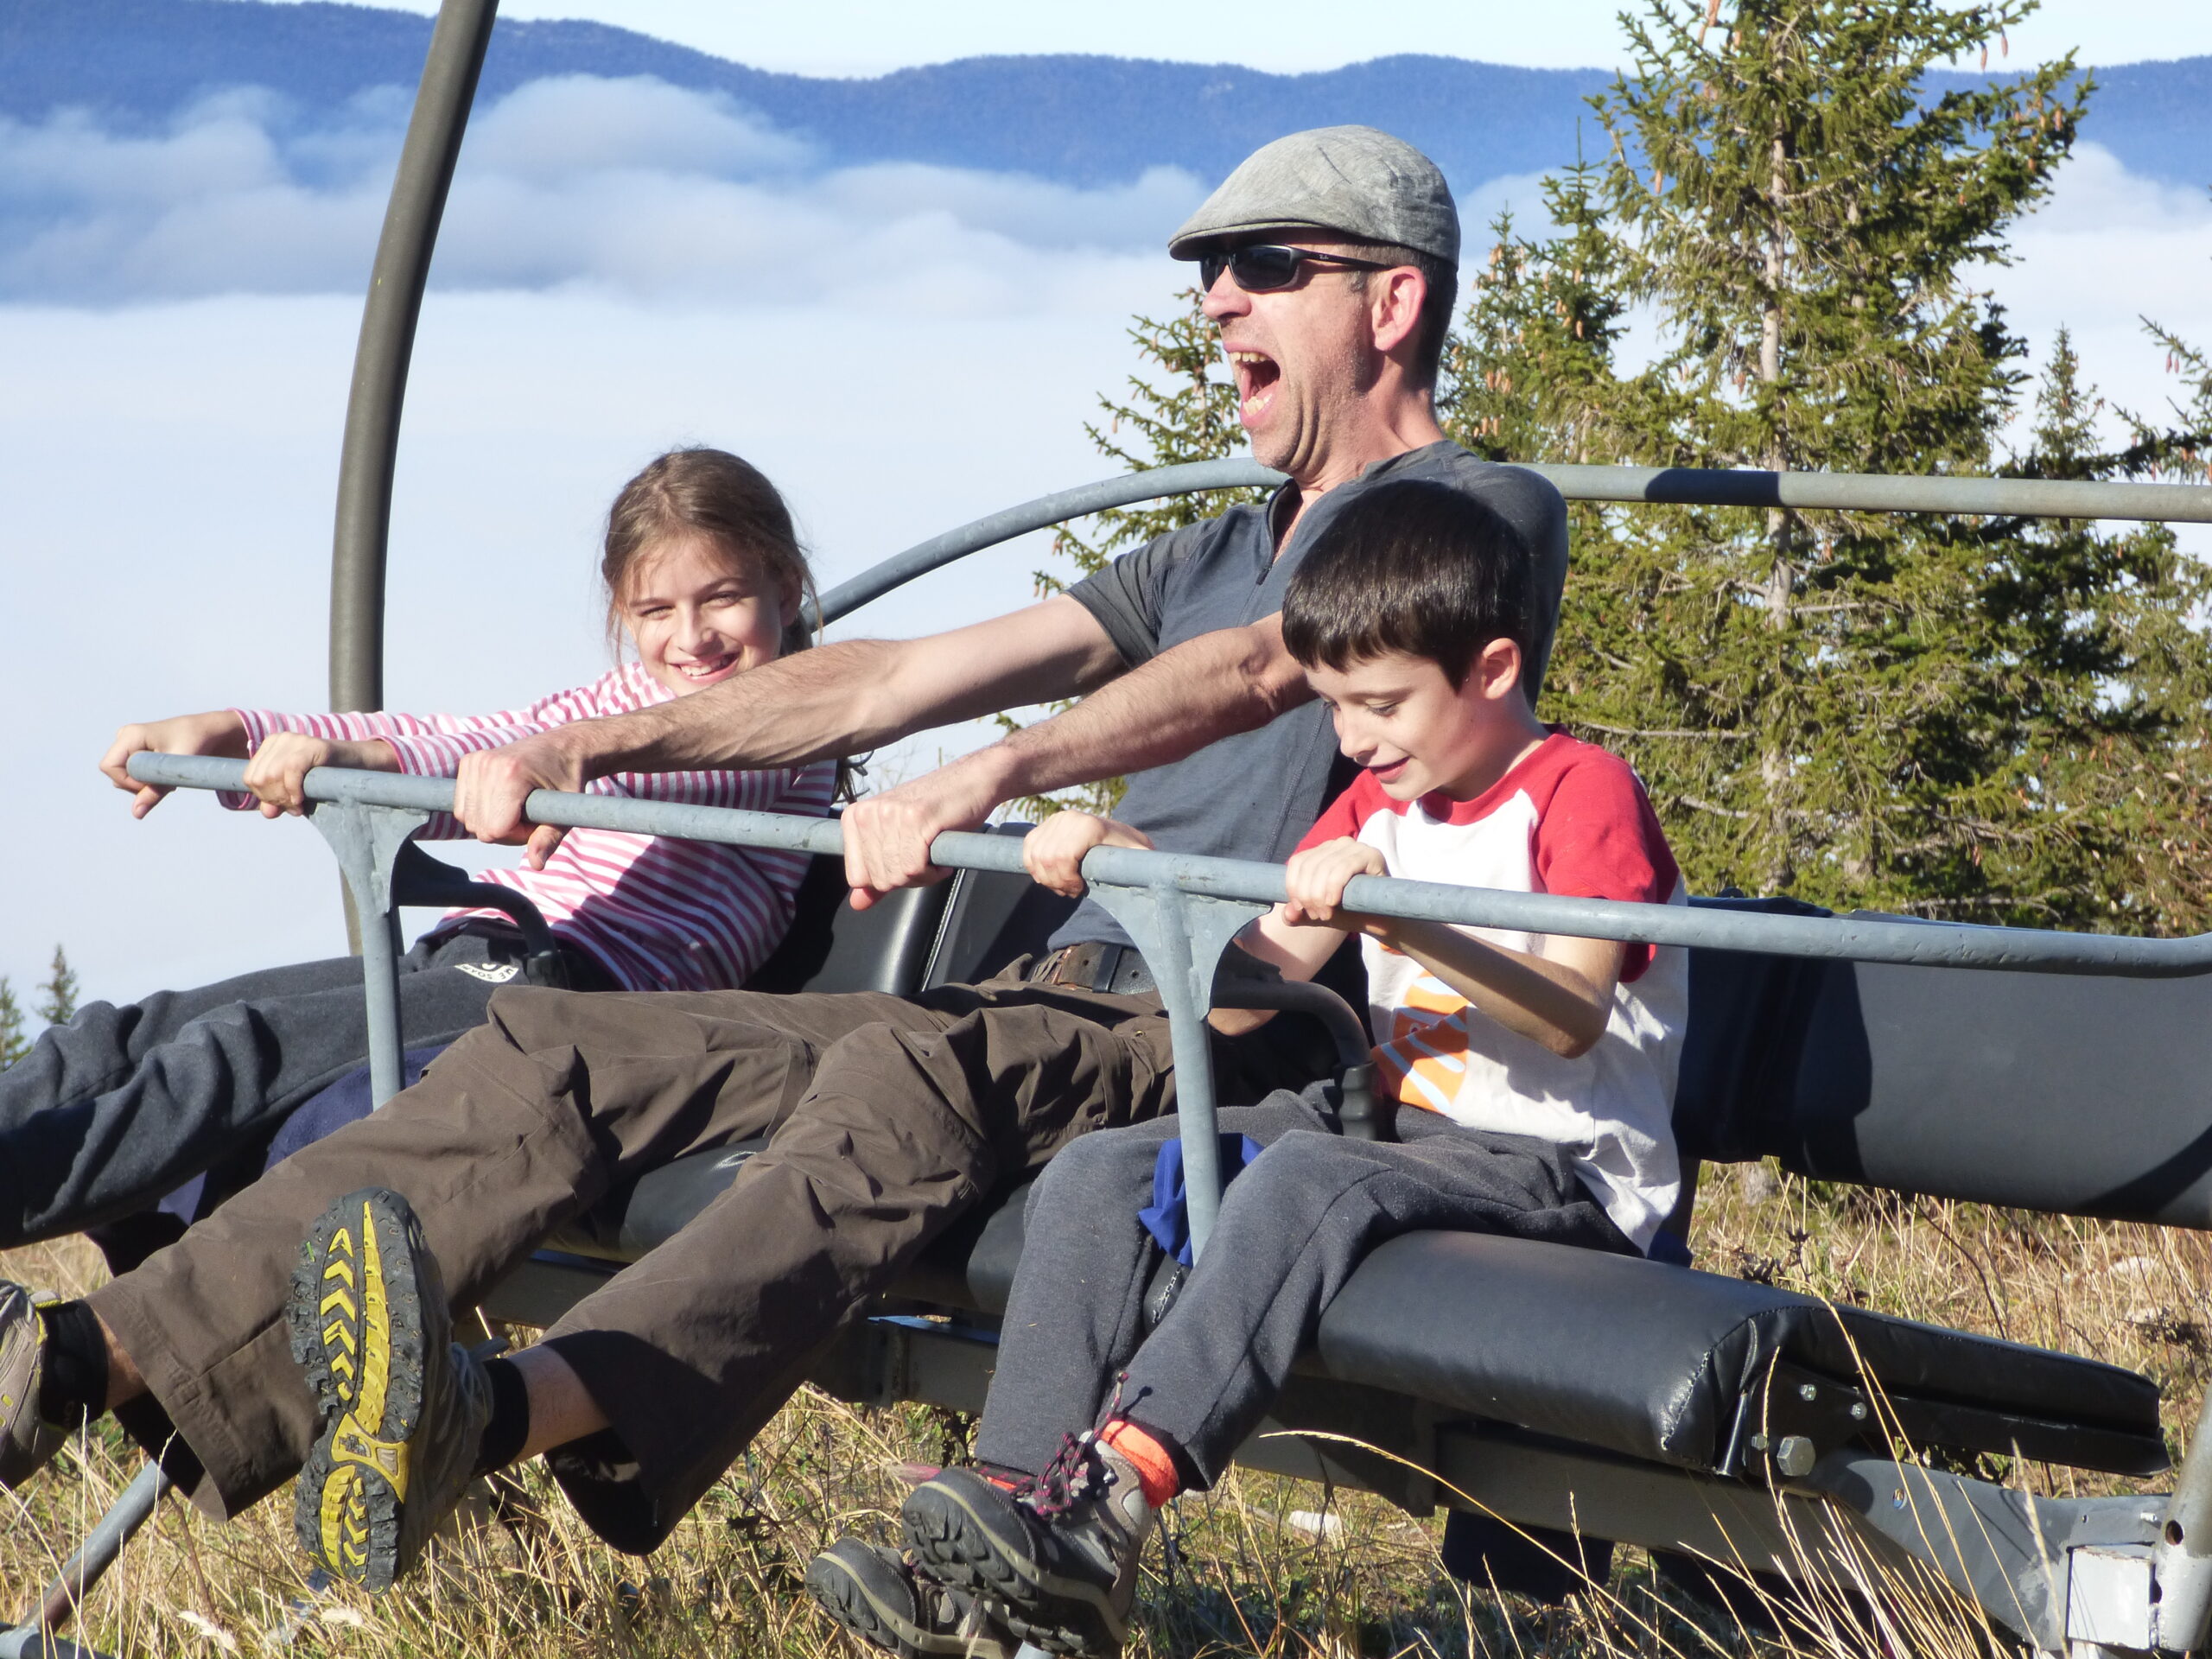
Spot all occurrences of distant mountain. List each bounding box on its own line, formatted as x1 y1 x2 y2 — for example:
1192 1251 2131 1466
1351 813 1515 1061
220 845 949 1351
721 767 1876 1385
2 0 2205 190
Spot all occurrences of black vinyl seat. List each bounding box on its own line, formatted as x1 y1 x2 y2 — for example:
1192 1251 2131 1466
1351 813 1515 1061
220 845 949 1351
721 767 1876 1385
1676 899 2212 1229
913 1189 2165 1478
550 1135 2167 1481
529 886 2175 1488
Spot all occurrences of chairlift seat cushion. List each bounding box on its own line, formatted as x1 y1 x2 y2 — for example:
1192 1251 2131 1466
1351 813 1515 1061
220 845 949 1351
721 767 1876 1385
1306 1230 2165 1478
551 879 2167 1481
1675 899 2212 1230
578 1148 2163 1480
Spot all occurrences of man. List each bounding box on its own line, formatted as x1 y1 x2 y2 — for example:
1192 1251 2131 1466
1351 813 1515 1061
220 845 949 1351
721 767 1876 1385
1 127 1567 1588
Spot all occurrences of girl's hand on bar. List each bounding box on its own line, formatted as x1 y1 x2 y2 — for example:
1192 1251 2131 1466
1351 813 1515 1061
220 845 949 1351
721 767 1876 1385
241 733 400 818
100 712 249 819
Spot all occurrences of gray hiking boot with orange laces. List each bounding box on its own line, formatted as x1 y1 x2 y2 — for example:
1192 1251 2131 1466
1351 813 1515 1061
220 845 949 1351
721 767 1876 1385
287 1187 490 1592
902 1440 1156 1656
0 1281 69 1489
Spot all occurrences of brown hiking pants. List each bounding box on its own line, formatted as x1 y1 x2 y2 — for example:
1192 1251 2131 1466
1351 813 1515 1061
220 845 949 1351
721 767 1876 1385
88 967 1325 1550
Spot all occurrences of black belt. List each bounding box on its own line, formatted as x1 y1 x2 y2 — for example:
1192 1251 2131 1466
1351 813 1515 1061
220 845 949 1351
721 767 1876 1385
1029 942 1157 996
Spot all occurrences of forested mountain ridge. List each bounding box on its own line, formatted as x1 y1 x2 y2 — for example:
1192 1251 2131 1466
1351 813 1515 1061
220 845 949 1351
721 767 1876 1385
3 0 2206 188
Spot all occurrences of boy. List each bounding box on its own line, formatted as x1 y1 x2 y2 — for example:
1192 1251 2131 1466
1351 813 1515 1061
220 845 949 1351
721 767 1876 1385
804 477 1689 1658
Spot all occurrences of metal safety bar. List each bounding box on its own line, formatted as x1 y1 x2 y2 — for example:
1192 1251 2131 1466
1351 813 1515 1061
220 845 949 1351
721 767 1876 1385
810 458 2212 639
2 1464 175 1658
124 753 2212 1255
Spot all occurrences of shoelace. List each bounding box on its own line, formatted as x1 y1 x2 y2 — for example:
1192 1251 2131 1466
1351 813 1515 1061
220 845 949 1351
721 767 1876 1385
1017 1429 1097 1522
1015 1372 1151 1522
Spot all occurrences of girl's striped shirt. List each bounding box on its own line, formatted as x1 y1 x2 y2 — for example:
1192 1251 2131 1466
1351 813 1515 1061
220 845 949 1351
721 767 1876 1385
226 662 836 994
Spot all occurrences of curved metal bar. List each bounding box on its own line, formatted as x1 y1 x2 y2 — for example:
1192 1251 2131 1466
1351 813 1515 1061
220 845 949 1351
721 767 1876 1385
1524 464 2212 525
806 460 2212 632
329 0 499 713
811 458 1281 627
127 756 2212 979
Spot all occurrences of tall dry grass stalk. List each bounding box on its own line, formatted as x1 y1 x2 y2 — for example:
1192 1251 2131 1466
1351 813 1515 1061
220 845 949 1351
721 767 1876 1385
4 1164 2202 1657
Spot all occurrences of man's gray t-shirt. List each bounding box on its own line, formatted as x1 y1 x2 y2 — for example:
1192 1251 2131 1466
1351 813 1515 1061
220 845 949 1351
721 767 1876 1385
1050 441 1569 951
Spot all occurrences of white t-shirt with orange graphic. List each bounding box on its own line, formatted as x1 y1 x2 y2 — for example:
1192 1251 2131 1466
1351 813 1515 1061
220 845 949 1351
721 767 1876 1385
1294 730 1690 1250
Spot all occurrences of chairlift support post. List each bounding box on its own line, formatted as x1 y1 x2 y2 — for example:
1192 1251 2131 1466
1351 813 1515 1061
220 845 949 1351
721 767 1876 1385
327 0 499 716
3 8 493 1651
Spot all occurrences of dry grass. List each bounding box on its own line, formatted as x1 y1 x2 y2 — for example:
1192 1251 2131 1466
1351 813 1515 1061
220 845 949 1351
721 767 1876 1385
5 1166 2207 1658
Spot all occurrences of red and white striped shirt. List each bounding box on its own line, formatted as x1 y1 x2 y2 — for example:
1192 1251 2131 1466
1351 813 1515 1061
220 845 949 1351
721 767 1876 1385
228 663 836 994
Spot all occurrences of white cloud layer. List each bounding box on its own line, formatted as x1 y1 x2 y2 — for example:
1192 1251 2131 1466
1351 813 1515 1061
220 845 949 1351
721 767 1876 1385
1990 143 2212 434
0 75 1209 308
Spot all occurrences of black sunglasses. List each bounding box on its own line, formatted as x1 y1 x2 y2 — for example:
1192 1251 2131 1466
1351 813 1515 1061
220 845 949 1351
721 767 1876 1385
1198 244 1390 294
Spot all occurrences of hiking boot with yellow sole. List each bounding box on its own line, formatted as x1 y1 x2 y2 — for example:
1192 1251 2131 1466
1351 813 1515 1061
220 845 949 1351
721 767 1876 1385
0 1281 69 1490
287 1187 489 1592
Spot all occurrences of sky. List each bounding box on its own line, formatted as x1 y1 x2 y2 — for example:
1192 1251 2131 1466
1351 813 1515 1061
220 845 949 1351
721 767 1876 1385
241 0 2212 73
4 6 2211 1015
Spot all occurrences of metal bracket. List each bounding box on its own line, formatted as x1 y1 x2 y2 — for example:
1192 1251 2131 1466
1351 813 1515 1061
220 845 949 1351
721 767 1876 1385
1806 1450 2164 1651
1722 1358 1873 1484
2152 1387 2212 1649
1083 880 1267 1258
308 799 433 1106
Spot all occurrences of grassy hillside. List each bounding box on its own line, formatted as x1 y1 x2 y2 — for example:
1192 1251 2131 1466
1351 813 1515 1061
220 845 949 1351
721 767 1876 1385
6 1169 2204 1658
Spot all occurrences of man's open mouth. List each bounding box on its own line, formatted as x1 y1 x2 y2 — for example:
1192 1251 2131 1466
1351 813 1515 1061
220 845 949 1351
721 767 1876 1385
1228 350 1279 422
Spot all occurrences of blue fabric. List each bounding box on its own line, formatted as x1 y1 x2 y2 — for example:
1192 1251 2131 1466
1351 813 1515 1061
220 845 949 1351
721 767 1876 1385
1645 1227 1694 1268
156 1044 450 1225
1138 1132 1264 1267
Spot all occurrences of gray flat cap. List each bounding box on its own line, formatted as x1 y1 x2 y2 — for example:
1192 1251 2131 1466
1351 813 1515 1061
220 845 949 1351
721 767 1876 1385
1168 125 1459 265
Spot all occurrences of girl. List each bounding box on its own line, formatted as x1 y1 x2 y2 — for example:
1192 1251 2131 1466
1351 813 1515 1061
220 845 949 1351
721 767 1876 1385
3 448 838 1261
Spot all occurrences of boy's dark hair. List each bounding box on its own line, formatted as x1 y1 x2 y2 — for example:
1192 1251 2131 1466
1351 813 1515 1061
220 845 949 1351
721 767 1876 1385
1281 479 1533 689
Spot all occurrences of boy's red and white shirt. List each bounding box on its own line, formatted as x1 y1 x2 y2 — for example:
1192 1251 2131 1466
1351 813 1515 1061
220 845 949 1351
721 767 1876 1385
1295 730 1689 1249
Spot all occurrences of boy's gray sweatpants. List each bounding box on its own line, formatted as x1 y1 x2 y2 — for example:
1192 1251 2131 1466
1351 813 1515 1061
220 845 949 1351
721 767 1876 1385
973 1090 1636 1486
0 925 606 1247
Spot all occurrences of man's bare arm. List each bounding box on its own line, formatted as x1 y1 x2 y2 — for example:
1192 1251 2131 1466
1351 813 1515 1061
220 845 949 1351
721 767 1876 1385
839 614 1315 903
453 594 1124 850
994 613 1313 802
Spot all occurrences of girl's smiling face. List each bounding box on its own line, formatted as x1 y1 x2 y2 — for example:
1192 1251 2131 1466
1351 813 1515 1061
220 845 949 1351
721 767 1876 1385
617 533 797 696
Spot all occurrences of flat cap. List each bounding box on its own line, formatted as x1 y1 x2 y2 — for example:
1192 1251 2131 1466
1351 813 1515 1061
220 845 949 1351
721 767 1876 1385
1168 125 1459 265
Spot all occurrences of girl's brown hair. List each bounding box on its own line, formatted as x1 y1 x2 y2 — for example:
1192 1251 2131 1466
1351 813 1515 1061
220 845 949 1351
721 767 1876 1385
601 447 819 658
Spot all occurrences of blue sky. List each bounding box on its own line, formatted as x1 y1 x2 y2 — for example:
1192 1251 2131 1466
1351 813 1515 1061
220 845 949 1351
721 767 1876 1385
5 3 2211 1007
241 0 2212 73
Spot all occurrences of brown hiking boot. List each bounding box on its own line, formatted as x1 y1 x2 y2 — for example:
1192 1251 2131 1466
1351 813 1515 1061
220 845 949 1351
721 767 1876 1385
0 1281 69 1489
287 1188 489 1592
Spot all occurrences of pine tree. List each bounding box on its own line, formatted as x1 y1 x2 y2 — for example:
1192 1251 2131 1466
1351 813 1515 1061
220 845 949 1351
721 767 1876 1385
36 944 78 1027
1447 158 1642 469
2007 334 2212 931
1456 0 2097 918
1004 290 1264 817
0 978 25 1070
